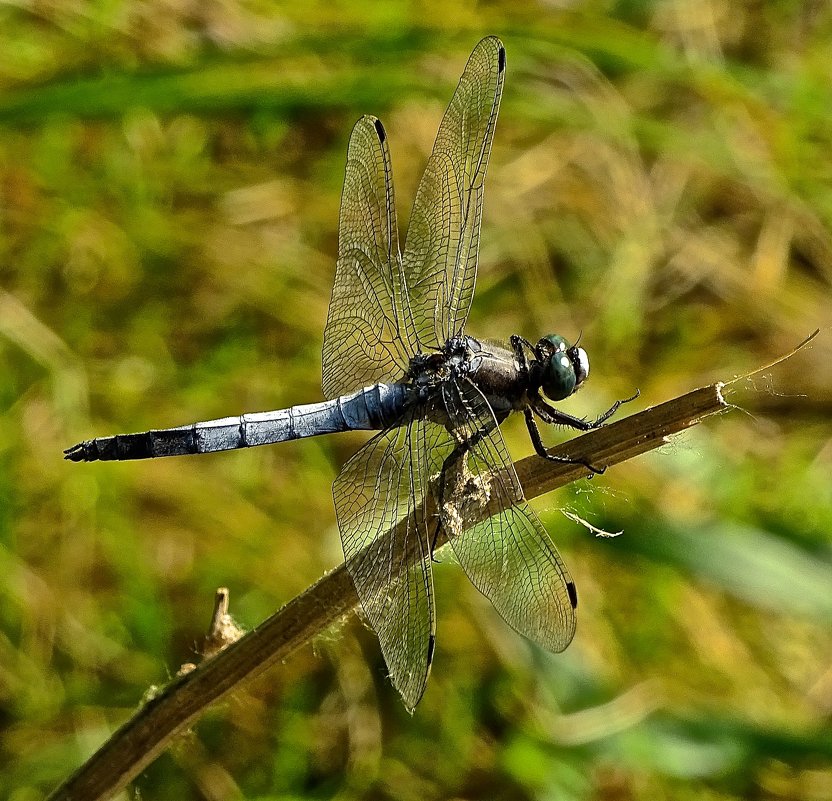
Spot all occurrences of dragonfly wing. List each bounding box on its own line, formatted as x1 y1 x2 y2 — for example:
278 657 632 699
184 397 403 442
333 406 453 710
439 378 577 652
322 115 413 400
402 36 505 349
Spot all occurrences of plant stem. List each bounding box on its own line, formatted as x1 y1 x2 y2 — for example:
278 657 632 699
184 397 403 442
48 382 726 801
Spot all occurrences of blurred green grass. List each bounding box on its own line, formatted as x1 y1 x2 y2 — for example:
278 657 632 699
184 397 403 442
2 2 832 799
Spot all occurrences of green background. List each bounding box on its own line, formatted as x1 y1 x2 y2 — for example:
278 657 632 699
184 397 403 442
2 2 831 799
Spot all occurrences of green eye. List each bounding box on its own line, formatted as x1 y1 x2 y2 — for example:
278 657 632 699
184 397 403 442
541 352 577 401
541 334 569 352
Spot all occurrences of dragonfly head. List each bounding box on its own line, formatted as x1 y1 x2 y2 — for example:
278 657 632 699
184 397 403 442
536 334 590 401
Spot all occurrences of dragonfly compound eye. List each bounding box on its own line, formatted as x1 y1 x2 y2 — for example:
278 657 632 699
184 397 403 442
572 346 590 386
541 351 577 401
540 333 569 353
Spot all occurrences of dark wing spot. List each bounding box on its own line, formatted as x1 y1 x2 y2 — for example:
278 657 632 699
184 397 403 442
427 633 436 667
567 581 578 609
373 117 386 143
498 45 506 72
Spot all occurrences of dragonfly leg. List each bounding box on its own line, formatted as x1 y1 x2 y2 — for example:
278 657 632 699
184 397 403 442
587 389 640 427
509 334 536 380
524 407 606 475
431 424 494 558
429 519 443 563
530 395 595 432
531 388 638 433
431 447 464 560
431 461 454 560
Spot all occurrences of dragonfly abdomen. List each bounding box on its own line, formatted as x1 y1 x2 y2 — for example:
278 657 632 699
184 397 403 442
64 382 410 462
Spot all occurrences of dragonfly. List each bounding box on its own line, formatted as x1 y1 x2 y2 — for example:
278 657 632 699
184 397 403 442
65 36 635 710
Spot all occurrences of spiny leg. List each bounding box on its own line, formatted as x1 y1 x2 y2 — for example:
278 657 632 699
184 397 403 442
587 389 640 427
509 334 536 380
527 389 640 474
531 388 639 433
531 395 595 432
523 407 606 475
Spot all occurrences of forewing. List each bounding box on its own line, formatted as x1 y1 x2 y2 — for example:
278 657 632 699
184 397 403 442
402 36 505 349
322 115 413 399
333 407 452 710
439 378 577 652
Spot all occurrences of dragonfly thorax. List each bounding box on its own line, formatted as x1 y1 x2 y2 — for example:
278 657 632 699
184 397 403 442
407 336 474 399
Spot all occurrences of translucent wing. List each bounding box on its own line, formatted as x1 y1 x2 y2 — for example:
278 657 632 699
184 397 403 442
439 377 577 651
333 404 453 710
322 115 413 399
402 36 505 349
